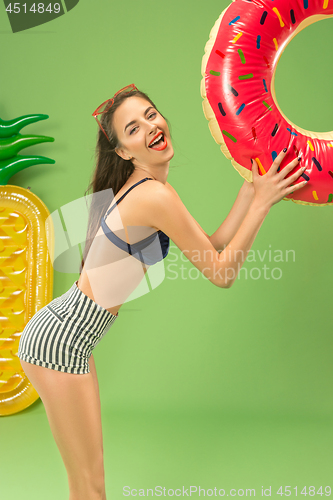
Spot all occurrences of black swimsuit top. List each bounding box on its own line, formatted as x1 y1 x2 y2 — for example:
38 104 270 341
100 178 170 266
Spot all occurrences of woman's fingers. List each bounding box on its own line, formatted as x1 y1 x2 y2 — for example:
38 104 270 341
254 148 303 179
250 147 309 209
251 158 259 177
278 155 302 179
285 179 308 195
280 165 306 187
269 147 288 174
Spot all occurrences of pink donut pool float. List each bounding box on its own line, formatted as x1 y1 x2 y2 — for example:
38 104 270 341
201 0 333 206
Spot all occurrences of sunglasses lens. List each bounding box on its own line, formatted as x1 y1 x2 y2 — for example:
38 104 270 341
95 99 113 116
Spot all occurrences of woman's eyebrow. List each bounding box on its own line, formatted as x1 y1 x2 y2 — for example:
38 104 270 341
124 106 155 132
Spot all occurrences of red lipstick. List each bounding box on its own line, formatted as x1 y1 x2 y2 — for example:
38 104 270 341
148 132 163 147
148 132 168 151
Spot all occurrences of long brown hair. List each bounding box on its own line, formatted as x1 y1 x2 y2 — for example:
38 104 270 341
79 87 172 274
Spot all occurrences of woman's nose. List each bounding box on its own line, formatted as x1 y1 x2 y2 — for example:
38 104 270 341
148 126 157 136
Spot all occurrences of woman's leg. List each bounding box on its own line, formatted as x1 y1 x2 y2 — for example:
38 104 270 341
89 353 106 497
89 354 103 435
20 359 107 500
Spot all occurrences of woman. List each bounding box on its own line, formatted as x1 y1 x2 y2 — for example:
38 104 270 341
17 84 308 500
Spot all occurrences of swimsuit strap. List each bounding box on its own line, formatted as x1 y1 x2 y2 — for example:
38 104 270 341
103 177 154 219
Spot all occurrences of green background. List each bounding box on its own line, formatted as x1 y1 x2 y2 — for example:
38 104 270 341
1 0 333 498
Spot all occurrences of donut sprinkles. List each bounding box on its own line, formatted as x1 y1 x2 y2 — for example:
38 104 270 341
201 0 333 205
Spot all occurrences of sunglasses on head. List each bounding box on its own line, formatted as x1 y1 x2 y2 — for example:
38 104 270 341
92 84 138 140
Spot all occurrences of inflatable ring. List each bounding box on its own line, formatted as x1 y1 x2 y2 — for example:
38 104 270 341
201 0 333 206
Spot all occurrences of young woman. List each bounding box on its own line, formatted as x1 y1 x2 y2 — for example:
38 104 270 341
17 84 308 500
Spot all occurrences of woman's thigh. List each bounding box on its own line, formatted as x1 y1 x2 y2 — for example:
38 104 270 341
20 359 105 487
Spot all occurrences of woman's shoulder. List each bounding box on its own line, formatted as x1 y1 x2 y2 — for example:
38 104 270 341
164 180 178 195
112 176 171 205
129 177 179 202
107 177 178 233
140 179 185 226
117 178 179 232
143 179 178 197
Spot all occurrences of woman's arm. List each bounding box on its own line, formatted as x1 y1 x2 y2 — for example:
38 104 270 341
166 180 255 250
209 179 255 252
145 149 307 288
145 180 267 288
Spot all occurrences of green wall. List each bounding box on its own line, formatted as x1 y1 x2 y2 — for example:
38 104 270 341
1 1 333 498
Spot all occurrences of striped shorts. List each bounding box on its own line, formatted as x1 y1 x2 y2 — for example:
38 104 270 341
17 280 118 375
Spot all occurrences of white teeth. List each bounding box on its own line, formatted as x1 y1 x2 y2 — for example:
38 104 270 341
149 133 163 147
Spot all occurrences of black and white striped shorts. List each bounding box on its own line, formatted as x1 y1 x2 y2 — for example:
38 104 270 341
17 280 118 375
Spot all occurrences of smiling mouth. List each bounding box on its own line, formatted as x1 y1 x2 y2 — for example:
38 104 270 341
148 133 167 151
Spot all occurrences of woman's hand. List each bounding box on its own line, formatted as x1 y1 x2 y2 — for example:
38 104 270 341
251 147 308 211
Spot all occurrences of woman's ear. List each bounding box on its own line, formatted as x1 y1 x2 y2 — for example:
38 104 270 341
115 147 131 161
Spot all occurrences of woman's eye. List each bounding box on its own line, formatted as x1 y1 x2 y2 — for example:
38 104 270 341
129 113 156 134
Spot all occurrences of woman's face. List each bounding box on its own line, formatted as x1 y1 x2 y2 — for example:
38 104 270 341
113 96 174 166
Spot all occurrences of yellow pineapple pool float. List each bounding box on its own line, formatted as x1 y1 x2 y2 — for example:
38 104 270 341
0 114 55 416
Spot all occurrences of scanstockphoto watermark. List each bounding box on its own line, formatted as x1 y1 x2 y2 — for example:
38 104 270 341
165 244 296 282
123 485 257 497
123 485 332 497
